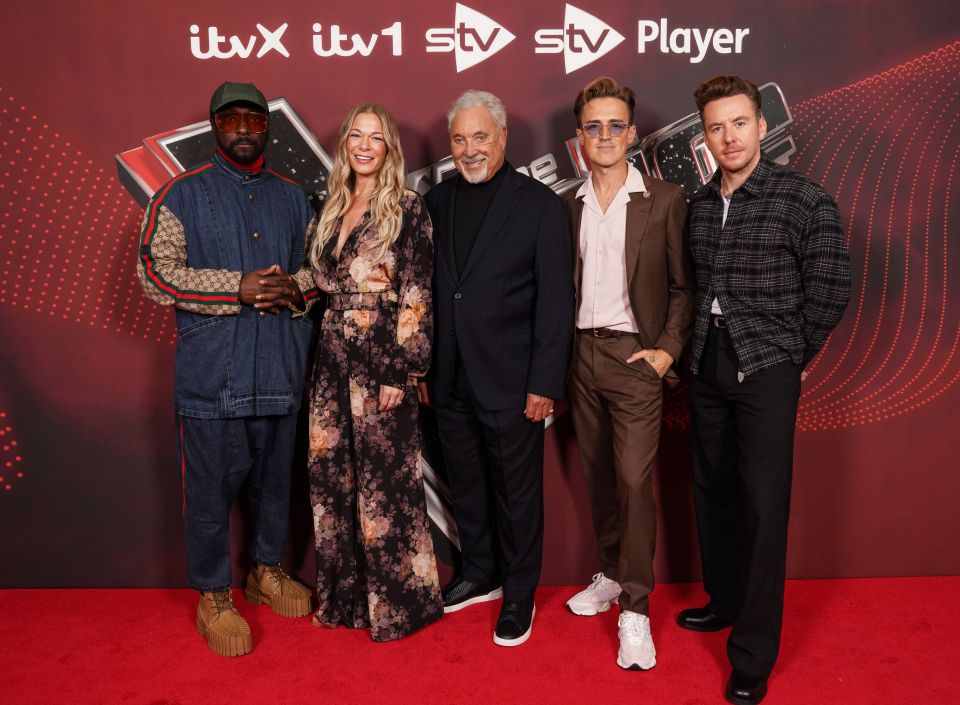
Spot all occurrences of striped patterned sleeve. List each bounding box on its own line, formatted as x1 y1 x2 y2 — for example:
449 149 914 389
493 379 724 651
289 214 321 317
136 203 242 316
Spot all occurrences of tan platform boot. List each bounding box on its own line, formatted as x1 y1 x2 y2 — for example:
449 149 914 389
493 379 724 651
244 563 312 618
195 590 253 657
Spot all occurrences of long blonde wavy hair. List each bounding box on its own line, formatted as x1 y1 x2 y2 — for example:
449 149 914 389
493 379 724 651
310 103 406 268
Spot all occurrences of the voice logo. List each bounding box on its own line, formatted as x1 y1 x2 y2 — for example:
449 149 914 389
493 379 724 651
534 4 624 74
425 3 515 72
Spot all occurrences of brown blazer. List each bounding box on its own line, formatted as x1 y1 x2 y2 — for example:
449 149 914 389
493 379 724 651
561 173 695 383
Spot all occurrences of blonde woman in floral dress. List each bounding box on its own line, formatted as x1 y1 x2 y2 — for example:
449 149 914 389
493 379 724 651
307 103 441 640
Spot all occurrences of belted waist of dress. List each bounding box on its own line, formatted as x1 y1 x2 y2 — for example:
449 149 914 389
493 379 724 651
326 291 399 311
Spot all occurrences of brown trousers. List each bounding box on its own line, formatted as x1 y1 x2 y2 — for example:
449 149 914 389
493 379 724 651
568 333 663 615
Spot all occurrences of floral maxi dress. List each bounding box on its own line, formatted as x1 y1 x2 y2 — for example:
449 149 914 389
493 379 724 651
308 192 442 641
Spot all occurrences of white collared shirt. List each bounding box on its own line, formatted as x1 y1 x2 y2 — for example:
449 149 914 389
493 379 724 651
576 164 647 332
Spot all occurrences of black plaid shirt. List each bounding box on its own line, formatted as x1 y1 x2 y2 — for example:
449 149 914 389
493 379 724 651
688 154 851 376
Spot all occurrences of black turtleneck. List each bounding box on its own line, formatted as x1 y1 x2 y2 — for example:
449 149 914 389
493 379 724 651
453 161 509 275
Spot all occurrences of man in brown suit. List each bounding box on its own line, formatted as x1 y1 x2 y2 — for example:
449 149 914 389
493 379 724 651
562 76 694 670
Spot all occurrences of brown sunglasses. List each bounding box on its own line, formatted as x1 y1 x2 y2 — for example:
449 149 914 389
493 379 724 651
214 111 269 134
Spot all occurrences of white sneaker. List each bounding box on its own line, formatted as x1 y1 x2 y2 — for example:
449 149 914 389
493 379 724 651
565 572 622 616
617 611 656 670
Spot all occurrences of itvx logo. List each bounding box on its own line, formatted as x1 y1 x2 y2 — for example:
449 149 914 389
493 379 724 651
188 6 749 69
189 23 290 59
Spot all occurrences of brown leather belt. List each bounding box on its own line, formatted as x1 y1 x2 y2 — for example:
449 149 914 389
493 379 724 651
578 327 641 340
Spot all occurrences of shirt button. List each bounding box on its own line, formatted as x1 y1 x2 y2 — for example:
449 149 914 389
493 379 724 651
247 193 255 202
243 175 252 182
252 231 261 240
454 293 462 299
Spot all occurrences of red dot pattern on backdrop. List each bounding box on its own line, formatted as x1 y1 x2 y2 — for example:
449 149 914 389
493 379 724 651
0 411 23 492
1 42 959 437
643 42 960 432
0 85 176 345
788 41 960 431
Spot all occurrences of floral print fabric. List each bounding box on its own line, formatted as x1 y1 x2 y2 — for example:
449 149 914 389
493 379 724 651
308 192 442 641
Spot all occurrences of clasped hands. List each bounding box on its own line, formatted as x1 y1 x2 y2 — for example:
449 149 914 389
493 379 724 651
242 265 403 409
239 264 303 315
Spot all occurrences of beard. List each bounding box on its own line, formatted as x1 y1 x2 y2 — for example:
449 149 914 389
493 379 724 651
224 139 263 164
458 156 489 184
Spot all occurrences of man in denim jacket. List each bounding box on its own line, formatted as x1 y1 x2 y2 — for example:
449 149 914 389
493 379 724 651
137 82 320 657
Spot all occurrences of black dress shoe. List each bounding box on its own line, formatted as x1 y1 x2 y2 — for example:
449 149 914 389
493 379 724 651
441 576 503 613
676 606 733 632
725 671 768 705
493 600 535 646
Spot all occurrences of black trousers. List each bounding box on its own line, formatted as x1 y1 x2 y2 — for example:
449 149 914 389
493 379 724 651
433 356 545 602
691 324 801 678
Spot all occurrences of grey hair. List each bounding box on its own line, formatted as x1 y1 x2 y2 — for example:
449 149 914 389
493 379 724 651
447 90 508 131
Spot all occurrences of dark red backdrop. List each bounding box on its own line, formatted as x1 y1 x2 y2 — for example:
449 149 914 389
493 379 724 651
1 1 958 587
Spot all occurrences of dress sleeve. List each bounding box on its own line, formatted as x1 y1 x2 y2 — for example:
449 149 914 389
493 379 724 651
290 214 322 317
137 202 241 316
375 194 434 389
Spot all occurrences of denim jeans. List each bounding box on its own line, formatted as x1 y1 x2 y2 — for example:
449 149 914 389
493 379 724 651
177 413 298 592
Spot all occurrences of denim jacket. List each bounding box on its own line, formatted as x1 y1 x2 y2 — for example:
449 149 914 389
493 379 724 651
137 152 319 418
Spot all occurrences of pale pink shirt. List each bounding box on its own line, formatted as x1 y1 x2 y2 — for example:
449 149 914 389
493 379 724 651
576 165 647 332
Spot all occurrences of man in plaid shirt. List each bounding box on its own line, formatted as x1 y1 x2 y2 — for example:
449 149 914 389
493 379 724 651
676 76 850 705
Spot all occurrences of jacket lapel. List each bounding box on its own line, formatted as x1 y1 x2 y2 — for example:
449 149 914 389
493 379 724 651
445 185 459 282
624 175 654 289
458 168 524 283
571 194 585 309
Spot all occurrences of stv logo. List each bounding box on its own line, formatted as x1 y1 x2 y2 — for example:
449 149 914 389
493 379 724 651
534 4 625 74
425 3 516 72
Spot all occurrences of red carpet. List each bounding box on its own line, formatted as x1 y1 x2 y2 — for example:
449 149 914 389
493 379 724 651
2 578 957 705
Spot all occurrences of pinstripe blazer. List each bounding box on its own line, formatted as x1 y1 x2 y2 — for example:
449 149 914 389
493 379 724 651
426 166 575 410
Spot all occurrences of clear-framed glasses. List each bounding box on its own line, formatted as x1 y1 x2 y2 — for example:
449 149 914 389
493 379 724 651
580 121 631 139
